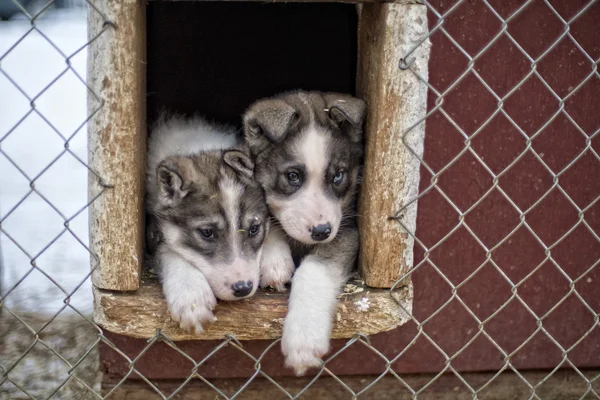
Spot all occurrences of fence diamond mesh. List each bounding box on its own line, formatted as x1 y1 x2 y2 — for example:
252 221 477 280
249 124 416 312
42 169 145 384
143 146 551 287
1 0 599 399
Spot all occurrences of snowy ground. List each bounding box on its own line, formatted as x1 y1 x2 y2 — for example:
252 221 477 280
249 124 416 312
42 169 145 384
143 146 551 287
0 9 107 398
0 7 93 317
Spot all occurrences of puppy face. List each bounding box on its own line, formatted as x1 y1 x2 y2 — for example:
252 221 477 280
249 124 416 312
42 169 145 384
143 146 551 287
155 149 269 300
243 91 365 245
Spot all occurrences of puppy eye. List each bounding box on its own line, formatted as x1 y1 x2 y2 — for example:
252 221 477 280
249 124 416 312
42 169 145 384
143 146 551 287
286 171 301 185
333 171 344 186
198 229 214 239
248 223 261 237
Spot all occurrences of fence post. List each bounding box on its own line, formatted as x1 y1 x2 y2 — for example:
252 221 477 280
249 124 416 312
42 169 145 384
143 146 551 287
87 0 146 291
357 3 430 288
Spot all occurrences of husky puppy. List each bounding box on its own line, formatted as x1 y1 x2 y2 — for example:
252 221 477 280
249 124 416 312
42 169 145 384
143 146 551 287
243 91 366 375
146 115 269 334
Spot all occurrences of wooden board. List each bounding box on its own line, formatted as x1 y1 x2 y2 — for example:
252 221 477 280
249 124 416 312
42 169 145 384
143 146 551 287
94 279 412 341
149 0 374 3
356 3 431 287
148 0 423 3
87 0 147 291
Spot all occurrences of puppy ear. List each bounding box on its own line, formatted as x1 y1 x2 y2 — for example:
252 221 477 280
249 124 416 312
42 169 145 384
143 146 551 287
323 93 367 143
223 149 254 179
157 159 191 207
244 99 298 152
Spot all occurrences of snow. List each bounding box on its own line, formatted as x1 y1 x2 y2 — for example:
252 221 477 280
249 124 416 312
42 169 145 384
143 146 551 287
354 297 370 312
0 8 93 317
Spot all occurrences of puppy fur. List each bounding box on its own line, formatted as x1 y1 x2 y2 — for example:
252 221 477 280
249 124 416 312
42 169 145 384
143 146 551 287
243 91 366 375
146 115 270 334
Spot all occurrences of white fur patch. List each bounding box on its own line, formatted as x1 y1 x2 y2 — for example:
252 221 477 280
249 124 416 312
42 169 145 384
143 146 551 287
281 255 345 376
219 177 244 255
149 115 237 162
161 222 183 248
159 249 217 335
299 126 328 180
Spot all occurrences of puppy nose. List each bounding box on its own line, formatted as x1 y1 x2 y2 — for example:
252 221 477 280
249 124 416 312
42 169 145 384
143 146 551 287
311 223 332 241
231 280 253 297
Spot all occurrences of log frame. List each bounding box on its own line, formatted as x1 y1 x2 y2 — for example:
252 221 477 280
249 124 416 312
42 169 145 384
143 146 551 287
88 0 147 291
357 3 430 288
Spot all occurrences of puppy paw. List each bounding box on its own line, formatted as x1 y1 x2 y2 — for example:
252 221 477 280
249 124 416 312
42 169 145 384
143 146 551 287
165 278 217 335
259 242 295 292
281 321 330 376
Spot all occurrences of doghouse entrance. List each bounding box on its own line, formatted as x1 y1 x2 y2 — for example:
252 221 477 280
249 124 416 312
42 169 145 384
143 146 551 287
146 2 358 126
91 0 418 342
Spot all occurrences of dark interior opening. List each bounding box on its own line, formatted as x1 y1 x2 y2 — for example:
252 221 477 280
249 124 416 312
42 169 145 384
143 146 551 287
146 2 359 128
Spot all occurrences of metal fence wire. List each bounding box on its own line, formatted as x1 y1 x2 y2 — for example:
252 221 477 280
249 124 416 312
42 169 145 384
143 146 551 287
1 0 600 399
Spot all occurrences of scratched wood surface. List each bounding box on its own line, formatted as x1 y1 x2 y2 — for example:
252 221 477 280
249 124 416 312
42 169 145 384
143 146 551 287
94 278 412 341
357 3 430 287
87 0 147 291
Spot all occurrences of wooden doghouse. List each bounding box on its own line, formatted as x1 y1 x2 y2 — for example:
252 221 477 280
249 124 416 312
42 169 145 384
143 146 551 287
85 0 600 396
88 0 429 381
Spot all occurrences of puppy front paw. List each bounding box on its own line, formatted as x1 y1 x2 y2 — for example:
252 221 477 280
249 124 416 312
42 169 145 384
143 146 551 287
281 320 330 376
165 279 217 335
259 242 295 292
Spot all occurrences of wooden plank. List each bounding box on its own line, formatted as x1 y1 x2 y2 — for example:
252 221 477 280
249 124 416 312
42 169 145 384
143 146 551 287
356 3 431 287
147 0 424 3
103 369 600 399
149 0 377 3
87 0 147 291
94 279 412 340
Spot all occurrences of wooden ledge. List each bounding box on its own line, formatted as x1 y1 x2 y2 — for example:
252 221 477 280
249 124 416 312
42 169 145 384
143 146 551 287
148 0 384 4
93 277 412 341
146 0 425 4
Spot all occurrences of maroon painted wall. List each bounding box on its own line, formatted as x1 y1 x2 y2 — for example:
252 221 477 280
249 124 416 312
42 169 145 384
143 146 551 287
102 0 600 383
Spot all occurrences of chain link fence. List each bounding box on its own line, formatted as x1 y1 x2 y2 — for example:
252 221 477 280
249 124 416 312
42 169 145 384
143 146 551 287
1 0 599 398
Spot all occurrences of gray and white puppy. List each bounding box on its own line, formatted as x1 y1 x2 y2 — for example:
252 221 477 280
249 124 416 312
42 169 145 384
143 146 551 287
243 91 366 375
146 115 269 334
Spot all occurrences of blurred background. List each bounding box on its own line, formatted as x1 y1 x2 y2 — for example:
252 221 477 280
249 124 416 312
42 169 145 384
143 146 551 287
0 3 100 398
0 0 90 317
